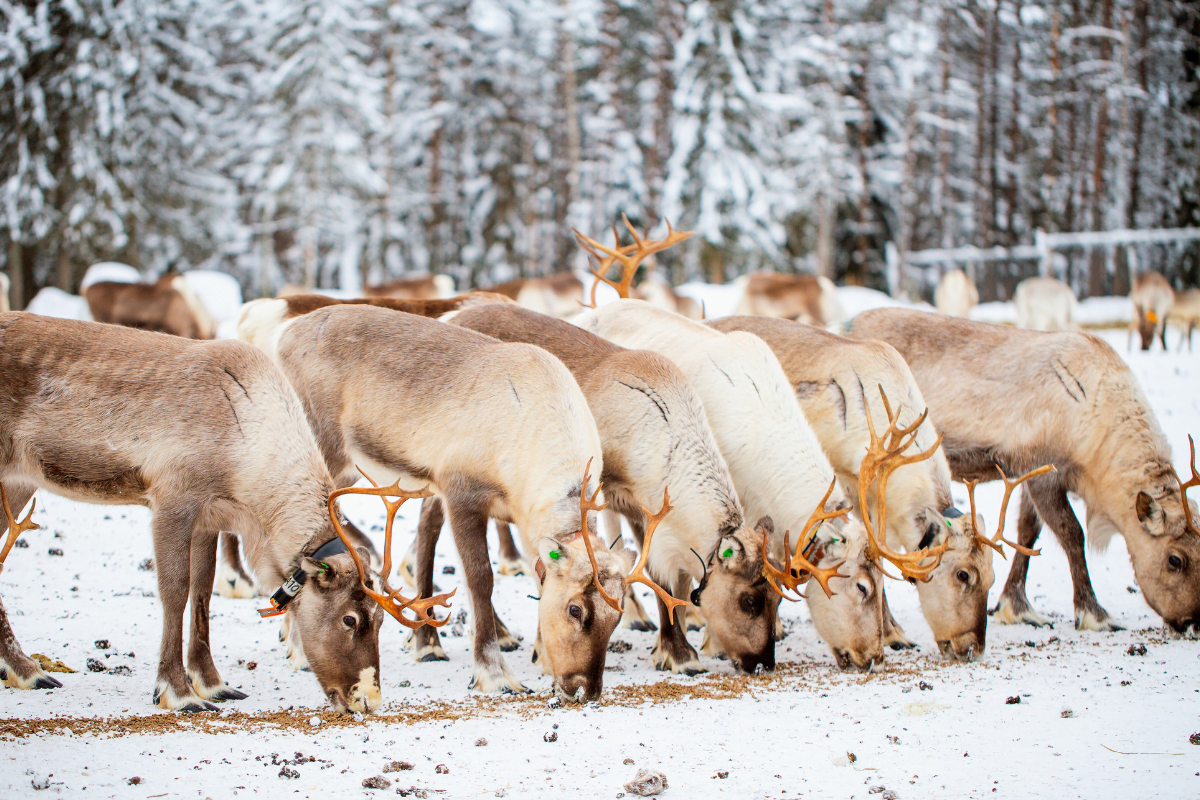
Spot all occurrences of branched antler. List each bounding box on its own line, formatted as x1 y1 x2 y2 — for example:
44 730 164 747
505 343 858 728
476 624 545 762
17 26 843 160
327 471 454 629
1170 434 1199 537
573 458 624 613
0 484 39 569
964 464 1057 559
762 479 849 600
625 489 690 623
857 386 947 582
573 215 692 305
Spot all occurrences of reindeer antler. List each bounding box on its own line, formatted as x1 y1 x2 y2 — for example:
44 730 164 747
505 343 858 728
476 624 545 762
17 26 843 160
573 215 693 306
327 471 455 629
1170 434 1200 537
964 464 1057 559
572 458 625 613
0 484 39 569
857 386 948 582
762 479 850 601
624 488 691 624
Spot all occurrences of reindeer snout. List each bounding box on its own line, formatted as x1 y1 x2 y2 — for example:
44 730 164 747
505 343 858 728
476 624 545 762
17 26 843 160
937 634 984 662
554 673 602 704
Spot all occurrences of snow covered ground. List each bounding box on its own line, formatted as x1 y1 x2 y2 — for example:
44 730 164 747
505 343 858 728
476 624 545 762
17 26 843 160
1 330 1198 800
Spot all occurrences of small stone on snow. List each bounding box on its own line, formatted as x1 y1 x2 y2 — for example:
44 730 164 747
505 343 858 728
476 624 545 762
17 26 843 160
623 769 667 797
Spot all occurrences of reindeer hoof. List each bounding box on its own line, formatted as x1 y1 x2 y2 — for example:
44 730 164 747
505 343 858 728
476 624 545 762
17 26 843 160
498 638 520 653
211 687 249 701
497 559 527 577
889 641 918 651
627 620 657 633
1075 609 1123 632
416 645 449 663
34 675 63 690
180 701 220 713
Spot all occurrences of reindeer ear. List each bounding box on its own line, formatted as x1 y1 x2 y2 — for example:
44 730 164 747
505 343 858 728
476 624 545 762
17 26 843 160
754 516 775 537
717 535 745 569
1136 491 1166 536
537 537 573 576
299 557 332 585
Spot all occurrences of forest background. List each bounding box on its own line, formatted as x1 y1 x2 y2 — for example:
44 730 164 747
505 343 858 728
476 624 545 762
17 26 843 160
3 0 1199 307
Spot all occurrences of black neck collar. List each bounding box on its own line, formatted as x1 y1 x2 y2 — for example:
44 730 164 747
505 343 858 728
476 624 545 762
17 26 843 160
257 537 348 618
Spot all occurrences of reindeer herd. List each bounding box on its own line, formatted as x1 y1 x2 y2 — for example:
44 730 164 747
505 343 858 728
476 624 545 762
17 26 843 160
0 219 1197 717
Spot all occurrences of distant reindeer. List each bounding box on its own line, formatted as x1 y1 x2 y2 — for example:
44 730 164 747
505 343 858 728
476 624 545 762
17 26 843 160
733 271 845 328
1129 272 1174 351
364 274 456 300
934 270 979 318
0 273 9 312
1013 276 1078 331
633 274 703 319
1169 288 1200 352
85 274 215 339
0 312 444 712
492 272 585 319
850 308 1200 636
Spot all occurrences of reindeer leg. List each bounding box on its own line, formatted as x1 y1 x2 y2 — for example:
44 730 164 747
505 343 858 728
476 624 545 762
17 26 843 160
1028 480 1121 631
991 486 1052 627
187 528 246 701
492 608 523 652
445 496 527 694
411 497 449 662
151 507 217 712
650 573 705 675
880 587 918 649
495 521 527 576
214 532 256 598
614 509 656 632
0 484 61 690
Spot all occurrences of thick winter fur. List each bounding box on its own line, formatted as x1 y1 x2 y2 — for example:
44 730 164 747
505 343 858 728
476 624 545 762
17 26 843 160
243 303 626 699
1014 277 1078 331
0 313 385 712
575 300 884 668
850 308 1200 635
733 272 845 327
707 316 994 658
1129 272 1174 351
1169 288 1200 352
364 274 456 300
934 270 979 318
449 303 773 674
492 272 585 319
84 275 214 339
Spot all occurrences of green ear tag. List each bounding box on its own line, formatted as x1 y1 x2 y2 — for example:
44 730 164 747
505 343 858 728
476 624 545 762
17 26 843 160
549 550 560 560
722 548 733 559
316 561 331 572
945 519 953 530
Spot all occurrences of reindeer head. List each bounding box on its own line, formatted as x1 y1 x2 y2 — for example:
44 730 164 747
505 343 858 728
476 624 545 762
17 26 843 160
534 460 686 701
1121 436 1200 635
692 517 780 674
805 520 886 672
296 474 454 712
1135 307 1159 351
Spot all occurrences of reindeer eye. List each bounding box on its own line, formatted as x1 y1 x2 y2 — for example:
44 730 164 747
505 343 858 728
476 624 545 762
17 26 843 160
740 596 760 616
1167 554 1184 572
342 615 357 628
956 570 971 585
569 605 582 620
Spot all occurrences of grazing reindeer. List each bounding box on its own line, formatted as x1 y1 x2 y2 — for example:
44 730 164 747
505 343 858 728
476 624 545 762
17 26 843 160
85 274 215 339
364 274 456 300
934 270 979 318
492 272 585 319
850 308 1200 635
574 298 889 670
1129 271 1174 351
238 302 640 699
733 271 846 327
1013 277 1078 331
443 301 775 674
634 274 703 320
708 316 1004 660
0 312 443 711
1169 288 1200 352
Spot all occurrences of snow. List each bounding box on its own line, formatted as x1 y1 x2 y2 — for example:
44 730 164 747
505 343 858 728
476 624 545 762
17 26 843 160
1 329 1198 799
24 288 91 321
179 271 244 324
80 263 142 290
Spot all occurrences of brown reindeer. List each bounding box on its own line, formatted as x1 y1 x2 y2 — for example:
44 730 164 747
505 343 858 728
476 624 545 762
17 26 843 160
364 274 456 300
633 275 704 319
1129 272 1174 351
84 274 214 339
440 302 777 674
733 271 845 327
237 302 645 700
0 313 443 711
492 272 585 319
934 270 979 318
1169 288 1200 352
849 308 1200 635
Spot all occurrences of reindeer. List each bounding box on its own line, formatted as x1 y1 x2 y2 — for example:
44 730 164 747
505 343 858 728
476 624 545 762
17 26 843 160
237 302 658 700
84 274 215 339
633 274 703 320
934 269 979 318
1129 271 1174 351
709 315 1030 660
1169 288 1200 352
733 271 846 327
849 308 1200 635
1013 276 1078 331
491 272 586 320
439 300 778 674
0 273 9 312
364 274 456 300
0 312 446 711
573 297 892 670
